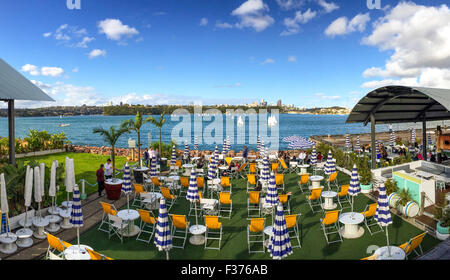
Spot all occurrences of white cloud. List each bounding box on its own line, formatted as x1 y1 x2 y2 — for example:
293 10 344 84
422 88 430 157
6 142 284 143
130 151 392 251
231 0 274 32
361 2 450 89
72 67 79 73
98 18 139 41
43 32 52 38
288 55 297 62
75 36 95 48
44 24 94 48
31 80 52 94
215 22 234 29
325 13 370 37
261 58 275 65
315 93 341 100
200 18 208 26
21 64 40 76
40 67 64 77
281 8 316 36
89 49 107 59
317 0 339 13
276 0 304 10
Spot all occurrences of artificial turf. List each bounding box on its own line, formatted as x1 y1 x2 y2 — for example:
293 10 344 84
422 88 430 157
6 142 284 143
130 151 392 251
77 170 441 260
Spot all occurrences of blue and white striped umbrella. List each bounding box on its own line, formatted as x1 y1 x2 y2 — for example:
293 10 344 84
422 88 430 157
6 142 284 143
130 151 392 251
265 173 279 207
355 136 361 152
282 135 302 143
260 141 265 158
257 136 261 152
194 136 199 151
310 145 317 166
287 137 314 150
184 141 190 159
390 130 396 147
411 128 416 145
324 150 334 175
208 146 219 180
154 197 173 260
261 156 270 182
375 183 392 254
428 133 432 145
268 202 293 260
345 134 350 149
186 170 200 225
376 140 381 160
348 164 360 212
122 162 132 209
70 184 83 246
170 145 176 165
150 154 157 178
222 138 227 156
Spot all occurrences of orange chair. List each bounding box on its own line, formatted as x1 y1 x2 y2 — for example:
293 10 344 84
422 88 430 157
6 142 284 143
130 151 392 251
361 203 383 235
86 248 114 260
136 209 158 243
247 218 266 253
169 214 190 249
298 174 310 193
46 233 72 259
279 194 290 214
219 192 232 219
398 232 427 259
320 210 343 244
151 176 162 190
225 157 232 166
279 158 289 173
272 162 279 173
179 176 190 197
176 160 182 169
234 162 248 179
326 172 339 190
275 174 285 191
247 174 257 192
161 187 177 211
249 163 257 174
306 188 323 213
132 183 148 207
248 191 261 217
197 177 205 190
221 176 232 194
204 216 223 250
337 185 351 208
361 254 379 260
285 214 301 248
98 201 118 232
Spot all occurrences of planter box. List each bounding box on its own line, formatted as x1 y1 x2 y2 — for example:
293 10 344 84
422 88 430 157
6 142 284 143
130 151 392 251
15 148 66 158
360 183 372 194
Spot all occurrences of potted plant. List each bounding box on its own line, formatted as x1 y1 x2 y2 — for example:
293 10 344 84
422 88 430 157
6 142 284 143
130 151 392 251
396 188 419 217
359 165 373 193
384 178 398 196
434 194 450 240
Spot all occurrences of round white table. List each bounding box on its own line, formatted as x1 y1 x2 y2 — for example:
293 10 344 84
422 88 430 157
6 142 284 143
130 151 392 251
58 208 73 229
32 216 49 239
338 212 365 239
374 246 406 260
48 206 62 215
0 233 18 254
64 245 94 260
261 198 276 216
321 191 338 210
183 164 194 169
299 164 310 174
142 192 163 210
117 209 140 237
18 215 33 228
61 201 73 209
233 157 244 162
310 175 324 188
45 214 62 232
15 228 34 248
189 225 207 245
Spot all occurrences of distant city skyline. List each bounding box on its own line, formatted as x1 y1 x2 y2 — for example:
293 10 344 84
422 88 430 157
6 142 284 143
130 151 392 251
1 0 449 110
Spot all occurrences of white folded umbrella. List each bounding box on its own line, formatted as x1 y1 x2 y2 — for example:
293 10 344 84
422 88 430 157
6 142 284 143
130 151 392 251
1 173 11 234
24 166 33 208
33 167 42 203
40 163 45 199
49 161 56 197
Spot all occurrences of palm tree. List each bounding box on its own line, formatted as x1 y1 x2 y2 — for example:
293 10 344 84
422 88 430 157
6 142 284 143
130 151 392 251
121 111 143 167
92 125 130 173
145 112 166 154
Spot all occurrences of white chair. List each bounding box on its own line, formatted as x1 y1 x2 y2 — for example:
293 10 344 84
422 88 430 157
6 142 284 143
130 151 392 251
108 214 126 243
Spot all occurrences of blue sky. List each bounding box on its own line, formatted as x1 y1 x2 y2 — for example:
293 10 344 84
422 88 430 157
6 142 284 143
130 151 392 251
1 0 450 109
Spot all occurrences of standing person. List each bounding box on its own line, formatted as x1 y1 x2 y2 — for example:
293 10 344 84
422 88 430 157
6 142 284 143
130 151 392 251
143 148 150 167
155 148 161 164
242 146 248 162
96 164 105 197
104 158 114 180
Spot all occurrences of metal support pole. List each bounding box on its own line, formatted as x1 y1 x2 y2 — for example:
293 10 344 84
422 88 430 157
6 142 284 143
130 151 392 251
370 113 376 169
422 119 427 160
8 100 15 166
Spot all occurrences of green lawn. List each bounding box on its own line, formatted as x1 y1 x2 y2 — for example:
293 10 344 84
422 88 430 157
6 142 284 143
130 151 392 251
77 170 441 260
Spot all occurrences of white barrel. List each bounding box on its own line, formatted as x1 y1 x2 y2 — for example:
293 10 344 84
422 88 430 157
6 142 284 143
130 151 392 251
388 193 400 208
403 201 420 218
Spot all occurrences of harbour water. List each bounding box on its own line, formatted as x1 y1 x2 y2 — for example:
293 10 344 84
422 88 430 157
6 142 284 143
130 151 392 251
1 114 448 151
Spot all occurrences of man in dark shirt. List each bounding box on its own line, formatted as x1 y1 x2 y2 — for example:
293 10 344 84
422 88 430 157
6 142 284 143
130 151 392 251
96 164 105 197
144 148 149 167
242 146 248 162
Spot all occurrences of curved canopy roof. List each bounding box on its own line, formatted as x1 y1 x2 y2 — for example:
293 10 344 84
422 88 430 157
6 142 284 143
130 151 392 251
0 58 54 102
346 86 450 125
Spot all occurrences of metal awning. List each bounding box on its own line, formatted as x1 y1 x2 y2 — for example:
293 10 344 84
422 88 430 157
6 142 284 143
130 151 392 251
346 86 450 125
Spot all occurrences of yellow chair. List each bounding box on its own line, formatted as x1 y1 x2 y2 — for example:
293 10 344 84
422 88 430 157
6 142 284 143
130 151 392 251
179 176 190 197
279 158 289 173
398 232 427 259
136 209 158 244
98 201 118 233
204 216 223 250
361 254 379 260
361 203 383 235
272 162 279 173
221 176 232 194
86 248 114 260
326 172 339 190
320 210 343 244
151 176 162 189
176 160 182 169
275 174 285 191
279 194 290 214
219 192 232 219
235 162 248 179
249 163 257 174
298 174 310 193
161 187 177 211
247 174 257 192
197 177 205 190
285 214 301 248
225 157 232 166
337 185 351 208
306 188 323 213
132 183 148 207
170 214 190 249
248 191 261 217
46 233 72 259
247 218 266 253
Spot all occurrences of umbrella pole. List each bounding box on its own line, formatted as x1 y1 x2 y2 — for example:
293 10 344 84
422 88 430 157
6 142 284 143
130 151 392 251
166 250 169 260
77 227 80 248
386 226 391 257
24 206 28 228
194 202 199 226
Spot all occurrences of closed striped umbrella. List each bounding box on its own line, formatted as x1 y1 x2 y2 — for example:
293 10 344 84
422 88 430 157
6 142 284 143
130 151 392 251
265 173 278 207
150 155 157 178
261 156 270 182
324 150 334 175
310 145 317 166
411 128 416 145
194 136 199 151
268 202 293 260
186 170 200 225
345 134 350 149
227 136 231 153
375 183 392 256
348 164 361 212
428 133 432 145
355 136 361 152
222 138 227 156
70 184 83 247
184 141 190 160
0 173 10 234
170 145 176 165
208 146 219 180
390 130 396 147
122 162 132 209
154 198 172 260
257 137 261 152
260 141 265 158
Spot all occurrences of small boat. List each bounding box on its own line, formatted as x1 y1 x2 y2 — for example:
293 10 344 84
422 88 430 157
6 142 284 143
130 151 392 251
59 124 70 127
